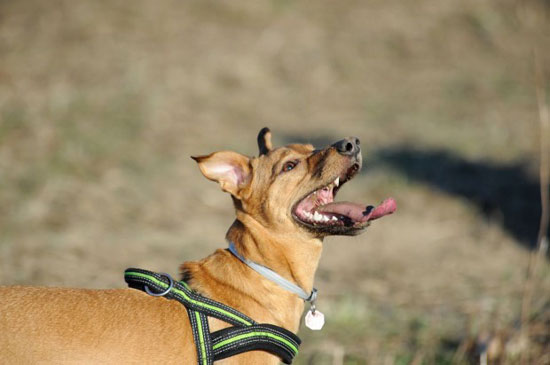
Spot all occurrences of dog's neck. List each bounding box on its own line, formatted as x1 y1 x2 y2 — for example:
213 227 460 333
181 215 323 331
227 216 323 295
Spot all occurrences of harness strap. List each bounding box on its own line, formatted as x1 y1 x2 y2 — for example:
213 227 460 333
210 324 300 364
124 268 301 364
125 268 255 327
188 308 213 365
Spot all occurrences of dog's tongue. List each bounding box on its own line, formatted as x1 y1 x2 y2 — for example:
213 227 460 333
316 198 396 223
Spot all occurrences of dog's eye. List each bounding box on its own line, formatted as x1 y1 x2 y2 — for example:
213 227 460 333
282 160 298 172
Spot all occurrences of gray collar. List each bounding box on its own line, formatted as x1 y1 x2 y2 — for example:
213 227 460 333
227 241 318 304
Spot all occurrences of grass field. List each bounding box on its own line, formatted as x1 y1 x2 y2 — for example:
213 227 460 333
1 0 549 363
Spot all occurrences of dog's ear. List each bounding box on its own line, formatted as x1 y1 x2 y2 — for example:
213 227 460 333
257 127 272 156
191 151 251 198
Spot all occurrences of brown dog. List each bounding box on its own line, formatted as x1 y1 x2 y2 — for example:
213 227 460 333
0 128 395 364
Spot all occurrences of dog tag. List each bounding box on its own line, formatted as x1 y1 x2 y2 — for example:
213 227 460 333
305 309 325 330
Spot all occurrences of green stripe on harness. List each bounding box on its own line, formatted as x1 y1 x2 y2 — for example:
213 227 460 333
124 268 301 364
195 311 208 365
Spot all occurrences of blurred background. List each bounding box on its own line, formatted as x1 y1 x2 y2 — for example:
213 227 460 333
1 0 549 363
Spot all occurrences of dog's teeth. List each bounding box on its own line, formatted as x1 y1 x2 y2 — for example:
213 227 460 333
334 177 339 187
313 212 323 221
331 216 338 221
322 215 329 222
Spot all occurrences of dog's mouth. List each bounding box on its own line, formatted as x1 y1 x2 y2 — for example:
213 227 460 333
292 163 396 234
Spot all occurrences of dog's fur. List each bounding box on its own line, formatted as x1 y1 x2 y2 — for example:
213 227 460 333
0 129 385 364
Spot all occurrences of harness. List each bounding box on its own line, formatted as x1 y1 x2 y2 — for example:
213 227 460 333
124 268 301 364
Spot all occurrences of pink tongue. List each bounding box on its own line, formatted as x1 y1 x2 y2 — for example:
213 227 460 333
316 198 396 223
367 198 397 221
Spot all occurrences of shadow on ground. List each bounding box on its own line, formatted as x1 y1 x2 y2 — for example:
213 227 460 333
371 147 545 251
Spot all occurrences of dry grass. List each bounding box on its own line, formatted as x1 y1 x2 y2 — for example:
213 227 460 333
1 0 549 363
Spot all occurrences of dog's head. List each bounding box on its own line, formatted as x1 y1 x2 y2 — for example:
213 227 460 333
192 128 395 238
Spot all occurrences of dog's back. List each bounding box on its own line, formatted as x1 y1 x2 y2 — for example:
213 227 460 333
0 286 194 363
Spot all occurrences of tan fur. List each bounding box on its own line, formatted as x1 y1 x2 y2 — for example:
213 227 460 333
0 131 363 364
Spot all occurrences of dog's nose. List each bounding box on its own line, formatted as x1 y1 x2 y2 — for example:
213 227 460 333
332 137 360 156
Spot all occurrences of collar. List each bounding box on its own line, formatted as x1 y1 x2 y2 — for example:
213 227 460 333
227 241 318 305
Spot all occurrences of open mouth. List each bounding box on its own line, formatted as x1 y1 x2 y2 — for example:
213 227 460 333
292 164 396 233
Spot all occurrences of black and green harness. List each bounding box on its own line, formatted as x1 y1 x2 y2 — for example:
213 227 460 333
124 268 301 364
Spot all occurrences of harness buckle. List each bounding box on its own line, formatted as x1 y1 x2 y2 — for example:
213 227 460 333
144 272 174 297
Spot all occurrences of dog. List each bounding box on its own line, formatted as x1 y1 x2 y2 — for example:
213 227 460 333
0 128 396 364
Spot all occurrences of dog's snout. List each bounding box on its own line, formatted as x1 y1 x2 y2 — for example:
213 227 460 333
333 137 360 156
